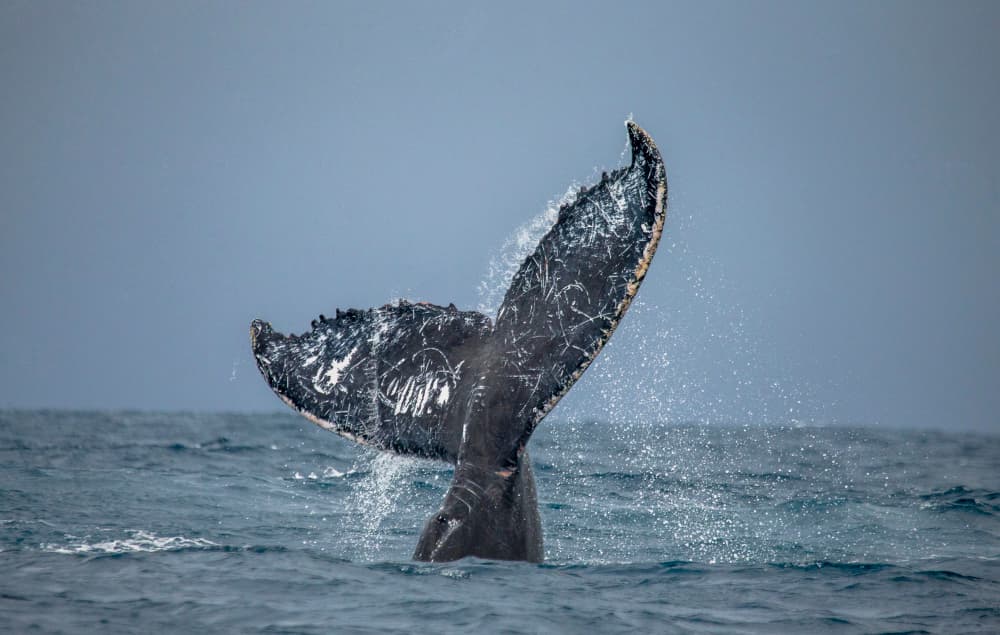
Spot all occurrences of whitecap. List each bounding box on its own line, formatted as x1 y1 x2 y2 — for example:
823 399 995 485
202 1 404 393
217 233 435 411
41 530 218 555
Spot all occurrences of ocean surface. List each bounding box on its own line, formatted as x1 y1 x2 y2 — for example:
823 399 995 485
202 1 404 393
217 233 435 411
1 410 998 633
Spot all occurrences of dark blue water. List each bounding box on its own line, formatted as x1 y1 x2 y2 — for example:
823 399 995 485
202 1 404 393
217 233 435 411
2 411 998 633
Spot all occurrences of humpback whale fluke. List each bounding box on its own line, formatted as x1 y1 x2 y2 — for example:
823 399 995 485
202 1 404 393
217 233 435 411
251 122 667 562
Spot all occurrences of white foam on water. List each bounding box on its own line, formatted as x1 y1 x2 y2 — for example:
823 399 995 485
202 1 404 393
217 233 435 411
41 529 217 555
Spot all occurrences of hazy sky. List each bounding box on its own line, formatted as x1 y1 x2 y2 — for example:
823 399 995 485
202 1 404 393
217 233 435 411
1 2 997 432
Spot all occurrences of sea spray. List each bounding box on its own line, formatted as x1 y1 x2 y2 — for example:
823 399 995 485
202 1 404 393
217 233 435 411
346 450 420 560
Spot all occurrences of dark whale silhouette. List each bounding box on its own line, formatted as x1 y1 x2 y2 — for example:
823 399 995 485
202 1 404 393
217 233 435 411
250 122 667 562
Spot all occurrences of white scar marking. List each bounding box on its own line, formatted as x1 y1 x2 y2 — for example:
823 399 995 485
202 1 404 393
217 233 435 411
388 371 452 417
313 347 357 395
436 383 450 407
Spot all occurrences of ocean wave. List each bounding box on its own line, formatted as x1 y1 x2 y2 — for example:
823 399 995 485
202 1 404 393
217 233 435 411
768 561 896 573
291 466 355 480
41 530 218 555
918 487 1000 515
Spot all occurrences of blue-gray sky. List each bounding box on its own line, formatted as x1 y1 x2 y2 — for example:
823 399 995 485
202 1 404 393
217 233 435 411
1 2 997 432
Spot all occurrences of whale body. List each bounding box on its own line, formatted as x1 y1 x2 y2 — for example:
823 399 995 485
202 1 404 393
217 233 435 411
251 122 667 562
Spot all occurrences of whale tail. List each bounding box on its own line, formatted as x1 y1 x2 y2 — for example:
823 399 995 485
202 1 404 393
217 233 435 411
251 122 667 561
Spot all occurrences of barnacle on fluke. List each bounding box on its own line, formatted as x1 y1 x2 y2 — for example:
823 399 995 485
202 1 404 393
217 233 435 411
251 122 667 562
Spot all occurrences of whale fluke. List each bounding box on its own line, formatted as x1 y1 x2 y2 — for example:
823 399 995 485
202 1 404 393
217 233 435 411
251 122 667 562
251 302 491 461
